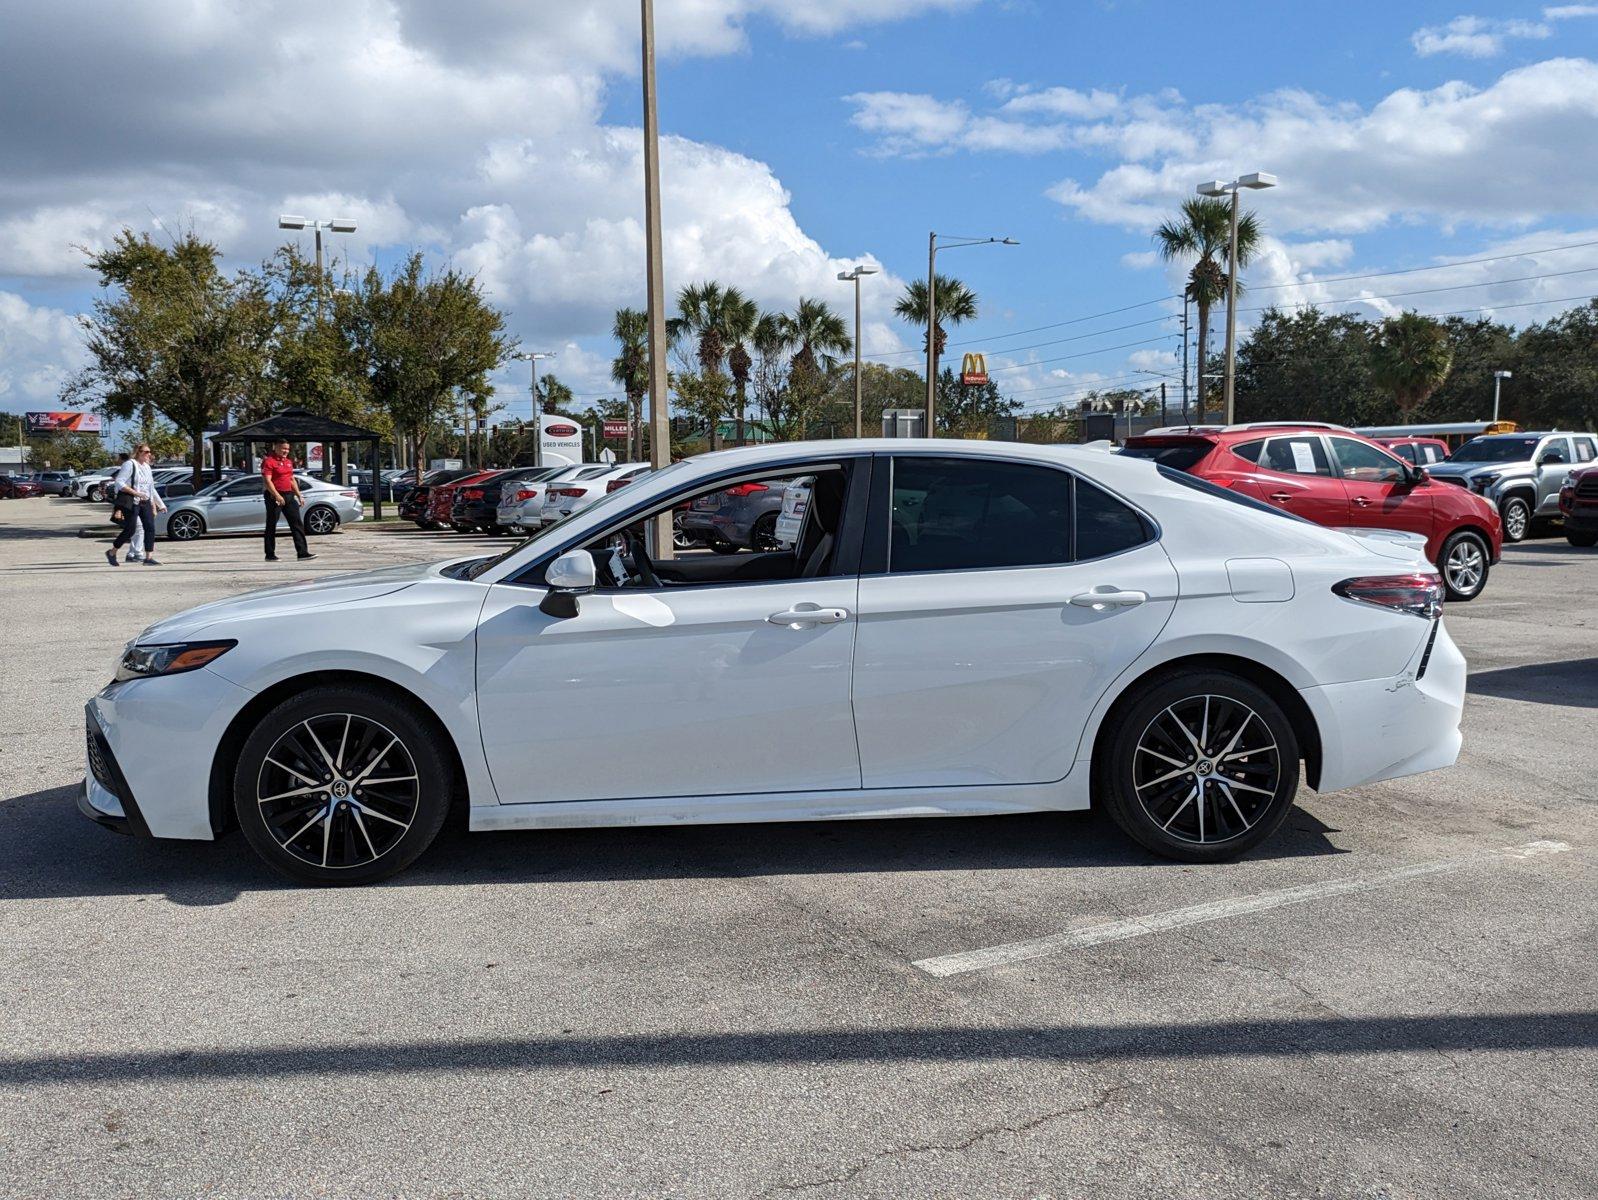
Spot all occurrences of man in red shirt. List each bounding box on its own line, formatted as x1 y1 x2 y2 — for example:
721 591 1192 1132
261 440 315 562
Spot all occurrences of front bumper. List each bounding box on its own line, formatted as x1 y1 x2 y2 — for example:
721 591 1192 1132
1560 500 1598 533
1298 619 1467 793
81 707 149 836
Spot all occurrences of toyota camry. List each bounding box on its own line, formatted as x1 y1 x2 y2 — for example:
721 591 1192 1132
82 440 1466 884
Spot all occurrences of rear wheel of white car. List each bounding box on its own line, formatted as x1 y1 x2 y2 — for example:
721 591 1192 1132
167 511 205 540
233 684 451 885
1438 530 1490 601
304 504 339 535
1499 495 1531 543
1100 670 1299 863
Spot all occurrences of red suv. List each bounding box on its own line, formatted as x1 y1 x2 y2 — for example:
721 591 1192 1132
1122 422 1502 601
1559 464 1598 547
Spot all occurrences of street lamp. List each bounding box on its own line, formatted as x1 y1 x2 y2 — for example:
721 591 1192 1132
1493 369 1513 422
512 350 556 462
926 233 1017 436
837 265 878 438
1195 173 1276 425
277 215 357 322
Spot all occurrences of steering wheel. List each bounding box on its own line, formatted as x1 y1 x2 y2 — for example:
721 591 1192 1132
620 529 662 589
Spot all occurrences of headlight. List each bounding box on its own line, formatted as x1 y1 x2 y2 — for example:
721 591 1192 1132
115 640 236 682
1471 473 1499 490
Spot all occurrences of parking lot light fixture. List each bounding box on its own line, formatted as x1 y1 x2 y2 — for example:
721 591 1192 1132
838 265 878 438
926 235 1017 435
512 351 556 457
1194 173 1275 425
1493 369 1512 422
276 214 358 321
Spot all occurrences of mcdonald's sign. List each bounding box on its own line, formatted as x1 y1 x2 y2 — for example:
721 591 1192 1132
960 352 988 387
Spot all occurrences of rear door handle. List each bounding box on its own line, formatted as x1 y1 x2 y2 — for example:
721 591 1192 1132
767 606 849 627
1351 495 1371 507
1070 589 1147 611
1269 492 1292 503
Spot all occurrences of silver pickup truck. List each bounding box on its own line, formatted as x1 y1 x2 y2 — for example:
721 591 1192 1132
1427 431 1598 542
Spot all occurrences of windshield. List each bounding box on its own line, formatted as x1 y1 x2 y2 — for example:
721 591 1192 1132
463 461 683 580
1450 436 1538 463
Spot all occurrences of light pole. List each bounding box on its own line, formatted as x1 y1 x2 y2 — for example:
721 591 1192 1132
277 215 357 322
925 233 1017 436
512 350 555 464
1493 369 1512 422
837 265 878 437
640 0 673 557
1195 173 1275 425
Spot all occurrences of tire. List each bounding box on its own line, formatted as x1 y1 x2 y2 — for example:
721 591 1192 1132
1099 670 1300 864
1499 494 1532 543
1567 529 1598 548
232 684 451 885
86 484 104 503
750 512 781 552
304 504 339 536
1438 530 1490 602
167 510 206 541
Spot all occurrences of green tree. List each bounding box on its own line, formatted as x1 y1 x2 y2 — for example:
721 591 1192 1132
252 244 375 429
1370 311 1454 418
343 252 512 483
66 230 274 486
668 282 754 450
1154 197 1261 421
1512 299 1598 432
25 431 112 472
893 274 977 389
723 293 761 443
936 369 1021 438
610 308 650 460
1234 307 1384 425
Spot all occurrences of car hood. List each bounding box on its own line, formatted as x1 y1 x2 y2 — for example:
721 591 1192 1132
1427 460 1522 479
134 560 445 643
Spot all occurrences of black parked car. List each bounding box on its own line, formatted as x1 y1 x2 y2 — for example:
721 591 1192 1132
398 469 473 527
451 466 559 533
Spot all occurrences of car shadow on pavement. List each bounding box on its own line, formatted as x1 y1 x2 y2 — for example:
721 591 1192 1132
1468 657 1598 709
0 1011 1591 1089
0 785 1345 903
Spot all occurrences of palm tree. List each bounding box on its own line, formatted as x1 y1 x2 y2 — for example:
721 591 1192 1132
894 274 978 388
1154 197 1261 421
1371 312 1454 417
784 296 852 374
610 308 649 461
668 281 755 448
722 293 761 444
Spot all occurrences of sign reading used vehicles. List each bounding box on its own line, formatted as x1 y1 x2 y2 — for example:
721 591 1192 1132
538 413 584 467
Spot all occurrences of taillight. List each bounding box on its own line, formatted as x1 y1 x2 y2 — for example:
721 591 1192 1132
607 477 635 493
553 487 586 498
723 482 768 497
340 489 358 498
515 488 539 501
462 488 484 500
1333 574 1442 621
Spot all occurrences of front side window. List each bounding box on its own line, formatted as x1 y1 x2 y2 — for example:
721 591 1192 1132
1538 437 1572 464
1392 444 1419 464
1330 437 1405 484
224 477 265 498
889 457 1072 573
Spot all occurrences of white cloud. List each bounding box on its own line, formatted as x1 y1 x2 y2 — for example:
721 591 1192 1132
1120 250 1159 269
1000 86 1122 120
844 92 1068 155
1543 5 1598 19
0 292 85 408
1411 16 1550 58
0 0 955 409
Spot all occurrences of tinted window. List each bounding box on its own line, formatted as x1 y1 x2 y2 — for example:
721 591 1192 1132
1119 440 1213 471
1330 437 1405 484
890 458 1071 572
1231 440 1264 464
1539 437 1572 464
1260 436 1333 477
1391 444 1418 464
1575 438 1596 464
1451 436 1538 462
1076 479 1153 560
223 477 265 497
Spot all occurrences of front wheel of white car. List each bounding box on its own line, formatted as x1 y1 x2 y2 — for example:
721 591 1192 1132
232 684 451 885
167 511 205 540
1100 670 1300 863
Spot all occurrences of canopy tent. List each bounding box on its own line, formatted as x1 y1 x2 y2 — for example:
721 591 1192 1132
211 408 387 518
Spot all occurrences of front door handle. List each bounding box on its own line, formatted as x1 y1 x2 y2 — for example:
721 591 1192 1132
1070 589 1147 611
1351 495 1371 508
767 606 849 628
1269 492 1292 503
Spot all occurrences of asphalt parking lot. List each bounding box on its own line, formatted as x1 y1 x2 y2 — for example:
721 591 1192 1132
1 497 1594 1199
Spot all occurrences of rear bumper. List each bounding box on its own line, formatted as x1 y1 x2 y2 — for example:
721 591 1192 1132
1298 619 1466 792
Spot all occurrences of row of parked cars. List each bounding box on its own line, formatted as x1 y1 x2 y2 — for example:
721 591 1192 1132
1119 422 1598 601
397 462 652 537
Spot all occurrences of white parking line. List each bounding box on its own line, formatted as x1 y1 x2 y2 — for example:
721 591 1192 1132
913 840 1572 978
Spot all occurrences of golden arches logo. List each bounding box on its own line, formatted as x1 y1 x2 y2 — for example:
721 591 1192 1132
960 352 988 386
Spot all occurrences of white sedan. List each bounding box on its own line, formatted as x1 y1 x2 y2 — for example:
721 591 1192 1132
82 440 1466 884
496 463 610 532
536 462 650 527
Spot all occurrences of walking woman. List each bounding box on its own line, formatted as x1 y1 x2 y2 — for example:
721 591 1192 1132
106 444 165 566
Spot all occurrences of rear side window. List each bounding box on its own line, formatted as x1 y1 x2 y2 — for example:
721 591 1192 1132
1231 440 1265 464
1391 444 1419 464
1575 438 1596 464
889 458 1071 572
1260 436 1333 476
1075 479 1153 561
1119 440 1213 471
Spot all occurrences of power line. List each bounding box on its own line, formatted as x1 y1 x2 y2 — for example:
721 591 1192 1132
1245 266 1598 313
1249 236 1598 292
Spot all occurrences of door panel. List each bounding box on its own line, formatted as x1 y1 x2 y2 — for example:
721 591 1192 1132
475 578 862 804
1328 436 1433 543
1237 436 1347 525
852 540 1178 788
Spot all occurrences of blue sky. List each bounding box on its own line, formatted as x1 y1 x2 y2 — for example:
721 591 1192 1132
1 0 1595 426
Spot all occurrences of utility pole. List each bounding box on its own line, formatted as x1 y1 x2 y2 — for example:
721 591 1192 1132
1196 173 1276 425
513 351 554 465
1493 369 1512 422
1160 382 1168 425
1181 292 1191 424
924 233 1017 436
838 265 877 438
641 0 673 556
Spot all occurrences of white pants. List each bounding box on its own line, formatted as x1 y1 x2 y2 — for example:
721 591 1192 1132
127 514 145 557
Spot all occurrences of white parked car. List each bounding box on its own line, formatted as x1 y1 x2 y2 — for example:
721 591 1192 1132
155 474 363 540
82 440 1466 884
72 468 119 501
497 463 610 533
536 462 650 527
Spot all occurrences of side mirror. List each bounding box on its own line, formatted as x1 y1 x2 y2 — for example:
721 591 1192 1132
1410 466 1429 486
539 549 596 619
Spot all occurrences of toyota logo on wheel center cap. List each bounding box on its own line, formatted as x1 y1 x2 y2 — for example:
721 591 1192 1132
331 780 350 798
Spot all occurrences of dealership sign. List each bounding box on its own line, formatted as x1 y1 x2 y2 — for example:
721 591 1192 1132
602 418 630 440
25 411 104 434
538 413 584 466
960 353 988 387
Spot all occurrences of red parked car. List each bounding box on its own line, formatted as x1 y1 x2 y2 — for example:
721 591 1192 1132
1122 422 1502 601
0 474 45 498
424 468 501 529
1559 464 1598 547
